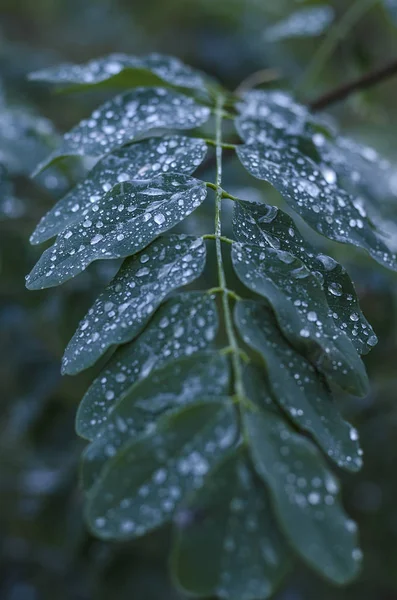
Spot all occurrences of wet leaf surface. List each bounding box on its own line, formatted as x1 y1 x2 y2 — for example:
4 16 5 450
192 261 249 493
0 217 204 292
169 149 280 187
235 300 363 471
243 368 362 585
62 235 206 374
173 448 291 600
26 174 207 289
77 292 218 441
233 200 376 355
85 401 238 540
232 242 369 396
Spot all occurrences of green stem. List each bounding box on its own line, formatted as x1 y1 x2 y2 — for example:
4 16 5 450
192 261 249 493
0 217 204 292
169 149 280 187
202 138 238 150
213 94 246 401
202 234 234 244
205 183 239 201
300 0 381 91
207 287 241 301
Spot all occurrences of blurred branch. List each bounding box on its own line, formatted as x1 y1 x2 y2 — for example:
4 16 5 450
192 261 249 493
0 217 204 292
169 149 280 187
310 58 397 110
299 0 380 91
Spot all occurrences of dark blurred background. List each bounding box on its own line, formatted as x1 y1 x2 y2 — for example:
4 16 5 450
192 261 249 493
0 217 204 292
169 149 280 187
1 1 397 598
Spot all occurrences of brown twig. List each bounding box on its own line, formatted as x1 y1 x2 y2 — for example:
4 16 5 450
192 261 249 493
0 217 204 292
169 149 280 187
309 58 397 111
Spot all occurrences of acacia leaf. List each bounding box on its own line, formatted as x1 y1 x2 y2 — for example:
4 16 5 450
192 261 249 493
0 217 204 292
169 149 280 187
77 292 218 441
243 369 362 585
35 87 210 173
29 53 208 93
31 135 207 244
62 235 206 374
233 200 376 355
81 352 230 489
172 449 291 600
235 91 397 271
235 300 362 471
85 401 238 540
231 242 369 396
26 174 207 289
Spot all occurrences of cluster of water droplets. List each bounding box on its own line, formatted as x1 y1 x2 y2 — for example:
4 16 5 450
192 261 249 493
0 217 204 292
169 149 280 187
232 241 368 396
235 90 397 271
174 452 289 600
244 399 362 584
29 52 207 91
233 200 377 354
62 235 206 373
39 87 209 169
77 292 218 440
31 136 207 244
236 301 363 472
82 353 230 490
26 174 207 289
87 402 238 540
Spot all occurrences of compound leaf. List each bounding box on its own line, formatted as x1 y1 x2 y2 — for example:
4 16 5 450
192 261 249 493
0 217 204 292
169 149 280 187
172 449 291 600
26 174 207 289
233 200 376 355
77 292 218 441
235 300 362 472
81 352 230 489
62 235 206 374
31 135 208 244
231 242 368 396
85 401 238 540
243 368 362 585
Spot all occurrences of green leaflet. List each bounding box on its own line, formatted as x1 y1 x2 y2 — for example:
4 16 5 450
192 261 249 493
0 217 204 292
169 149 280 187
85 401 238 540
35 87 210 173
236 142 397 270
231 242 369 396
264 5 334 41
31 135 208 245
29 53 208 93
314 133 397 211
235 300 362 471
235 91 397 271
234 90 397 210
77 292 218 441
172 449 291 600
233 200 376 355
26 174 207 289
62 235 206 374
81 352 230 489
243 369 362 585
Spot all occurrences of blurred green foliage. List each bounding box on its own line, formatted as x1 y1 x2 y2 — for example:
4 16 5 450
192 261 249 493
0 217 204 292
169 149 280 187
1 0 397 598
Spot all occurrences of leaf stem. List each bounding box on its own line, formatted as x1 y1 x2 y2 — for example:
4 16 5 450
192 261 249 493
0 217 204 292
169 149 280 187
203 234 234 245
207 287 241 301
202 138 238 150
213 94 246 402
205 182 239 201
221 346 250 362
309 57 397 111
